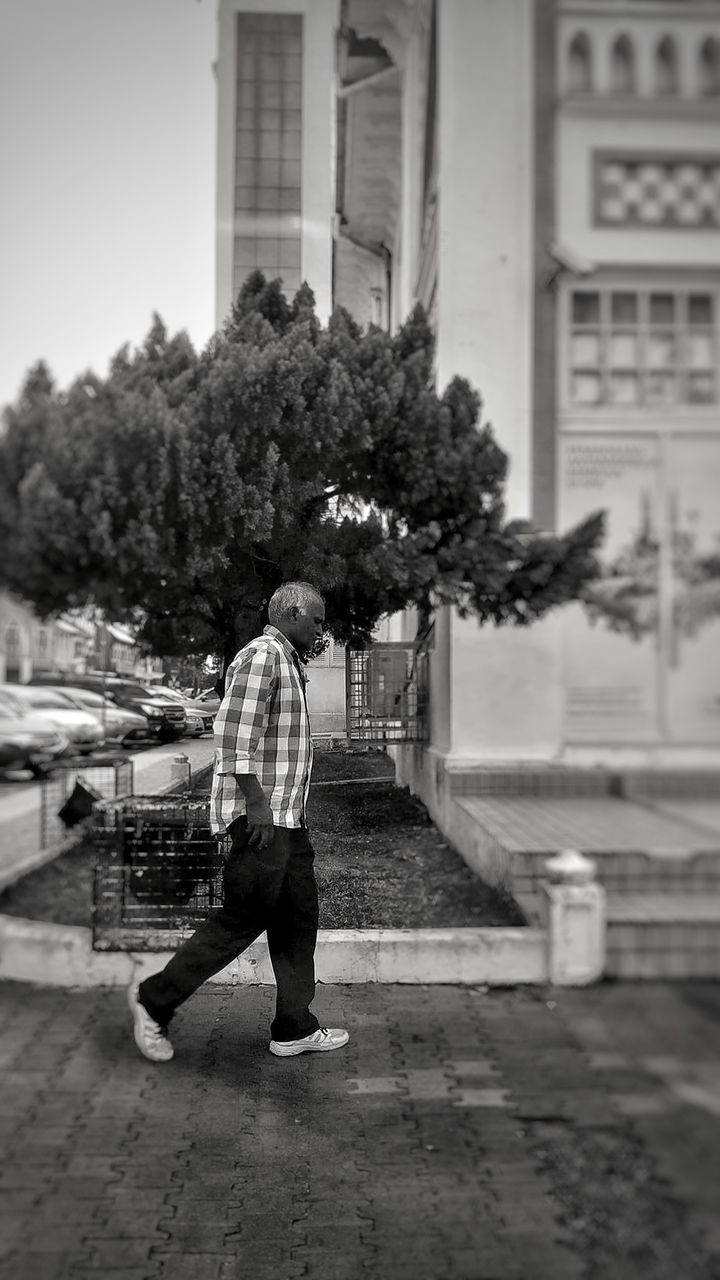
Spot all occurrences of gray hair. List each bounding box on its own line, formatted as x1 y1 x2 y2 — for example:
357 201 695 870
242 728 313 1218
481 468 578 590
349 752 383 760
268 581 324 624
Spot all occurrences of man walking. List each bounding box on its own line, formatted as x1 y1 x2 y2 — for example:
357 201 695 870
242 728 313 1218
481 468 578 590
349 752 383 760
128 582 348 1062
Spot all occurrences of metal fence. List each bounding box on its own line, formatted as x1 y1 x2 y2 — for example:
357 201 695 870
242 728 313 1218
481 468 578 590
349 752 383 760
92 795 228 951
346 643 430 743
40 755 134 849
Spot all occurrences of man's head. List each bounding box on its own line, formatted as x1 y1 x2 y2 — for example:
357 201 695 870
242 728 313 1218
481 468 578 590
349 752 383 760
267 582 325 657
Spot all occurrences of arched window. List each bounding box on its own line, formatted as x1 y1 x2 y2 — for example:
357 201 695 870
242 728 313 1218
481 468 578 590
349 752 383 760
611 34 636 95
5 625 20 660
699 37 720 96
655 36 678 95
568 32 593 94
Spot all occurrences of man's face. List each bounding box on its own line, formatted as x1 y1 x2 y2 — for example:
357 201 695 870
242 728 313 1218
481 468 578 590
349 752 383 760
282 597 325 657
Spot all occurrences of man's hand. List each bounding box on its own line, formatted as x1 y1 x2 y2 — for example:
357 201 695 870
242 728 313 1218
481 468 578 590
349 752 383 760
234 773 274 850
245 797 274 850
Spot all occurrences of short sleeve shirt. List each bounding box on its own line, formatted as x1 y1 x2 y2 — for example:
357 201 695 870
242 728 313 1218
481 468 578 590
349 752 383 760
210 625 313 833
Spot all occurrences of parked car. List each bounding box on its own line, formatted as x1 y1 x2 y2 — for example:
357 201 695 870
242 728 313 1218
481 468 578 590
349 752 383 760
184 687 222 719
155 687 214 735
48 686 152 747
28 674 187 742
0 685 105 756
0 701 70 778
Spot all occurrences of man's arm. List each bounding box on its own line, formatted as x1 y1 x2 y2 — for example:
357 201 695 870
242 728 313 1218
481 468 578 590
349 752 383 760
214 645 277 849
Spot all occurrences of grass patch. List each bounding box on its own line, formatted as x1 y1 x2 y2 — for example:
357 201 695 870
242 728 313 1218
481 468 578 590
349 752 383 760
0 748 524 929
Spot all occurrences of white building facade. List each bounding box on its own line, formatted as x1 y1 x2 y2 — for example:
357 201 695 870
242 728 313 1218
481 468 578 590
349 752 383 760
214 0 720 779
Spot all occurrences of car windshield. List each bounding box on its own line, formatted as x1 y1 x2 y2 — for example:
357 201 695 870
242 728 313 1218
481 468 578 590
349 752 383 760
0 689 28 715
44 689 84 709
17 689 75 710
107 682 156 700
62 688 106 709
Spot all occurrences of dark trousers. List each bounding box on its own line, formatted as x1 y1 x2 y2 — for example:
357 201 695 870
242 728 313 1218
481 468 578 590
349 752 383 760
138 820 320 1042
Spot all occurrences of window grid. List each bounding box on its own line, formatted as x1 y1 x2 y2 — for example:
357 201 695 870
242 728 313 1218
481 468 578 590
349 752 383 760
569 288 716 408
233 14 303 299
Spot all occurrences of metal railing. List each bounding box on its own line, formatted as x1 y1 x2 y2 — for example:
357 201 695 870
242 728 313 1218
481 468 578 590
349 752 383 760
346 642 430 744
91 795 228 951
40 755 134 849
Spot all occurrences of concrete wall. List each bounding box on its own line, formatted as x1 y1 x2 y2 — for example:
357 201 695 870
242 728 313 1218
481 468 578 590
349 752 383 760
449 612 564 762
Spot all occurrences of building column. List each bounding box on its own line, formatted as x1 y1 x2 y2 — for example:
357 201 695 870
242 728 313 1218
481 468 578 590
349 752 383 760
394 19 424 324
435 0 534 517
435 0 563 761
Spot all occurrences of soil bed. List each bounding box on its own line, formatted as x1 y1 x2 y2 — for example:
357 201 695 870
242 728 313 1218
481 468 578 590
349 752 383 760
0 748 524 929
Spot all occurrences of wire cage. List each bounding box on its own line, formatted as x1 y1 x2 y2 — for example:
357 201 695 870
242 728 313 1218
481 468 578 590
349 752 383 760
346 643 430 744
92 795 229 951
40 755 134 849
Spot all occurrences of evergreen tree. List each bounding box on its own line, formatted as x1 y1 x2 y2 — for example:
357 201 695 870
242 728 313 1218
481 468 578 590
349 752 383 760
0 273 604 671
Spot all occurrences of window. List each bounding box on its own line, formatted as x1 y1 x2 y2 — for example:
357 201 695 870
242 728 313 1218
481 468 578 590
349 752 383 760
611 35 636 95
699 37 720 97
233 13 303 299
331 641 346 668
654 36 678 96
568 32 593 94
5 625 20 659
568 288 717 407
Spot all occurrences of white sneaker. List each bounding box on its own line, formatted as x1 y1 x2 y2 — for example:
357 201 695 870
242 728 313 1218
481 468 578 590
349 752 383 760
127 982 174 1062
269 1027 349 1057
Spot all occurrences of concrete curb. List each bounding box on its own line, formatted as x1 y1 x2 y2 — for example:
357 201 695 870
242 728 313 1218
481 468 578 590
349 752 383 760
0 915 548 987
0 828 86 895
0 747 552 988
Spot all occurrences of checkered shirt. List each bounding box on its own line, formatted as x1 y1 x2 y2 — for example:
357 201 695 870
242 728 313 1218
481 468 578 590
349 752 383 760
210 625 313 834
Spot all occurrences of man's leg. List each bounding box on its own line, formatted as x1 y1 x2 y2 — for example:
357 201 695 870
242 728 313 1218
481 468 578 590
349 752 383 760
266 828 321 1042
138 820 286 1027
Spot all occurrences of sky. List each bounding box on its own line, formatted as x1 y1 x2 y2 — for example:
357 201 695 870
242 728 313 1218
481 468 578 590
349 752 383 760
0 0 217 411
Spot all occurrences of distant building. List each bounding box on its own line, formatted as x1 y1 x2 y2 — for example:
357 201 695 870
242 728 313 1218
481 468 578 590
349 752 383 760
215 0 720 776
0 592 163 684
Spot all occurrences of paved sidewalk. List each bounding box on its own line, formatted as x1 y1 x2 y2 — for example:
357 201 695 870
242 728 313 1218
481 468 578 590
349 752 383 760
1 980 720 1279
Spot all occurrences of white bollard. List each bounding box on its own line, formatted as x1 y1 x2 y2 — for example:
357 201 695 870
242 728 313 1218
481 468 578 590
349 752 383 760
169 754 191 790
541 849 606 986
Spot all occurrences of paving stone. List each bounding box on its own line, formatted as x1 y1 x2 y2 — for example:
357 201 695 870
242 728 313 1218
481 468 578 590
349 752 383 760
3 1253 93 1280
84 1219 170 1243
70 1270 161 1280
153 1260 237 1280
81 1238 165 1268
3 982 720 1280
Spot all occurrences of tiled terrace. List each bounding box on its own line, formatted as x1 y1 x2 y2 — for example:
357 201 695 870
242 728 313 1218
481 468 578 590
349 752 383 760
452 771 720 979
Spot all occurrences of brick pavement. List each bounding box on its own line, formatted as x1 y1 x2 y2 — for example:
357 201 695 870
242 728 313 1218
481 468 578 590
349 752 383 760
2 981 720 1279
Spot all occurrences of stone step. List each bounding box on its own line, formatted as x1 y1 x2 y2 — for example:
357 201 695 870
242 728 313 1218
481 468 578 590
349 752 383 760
449 765 720 800
454 795 720 898
511 847 720 896
606 893 720 979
